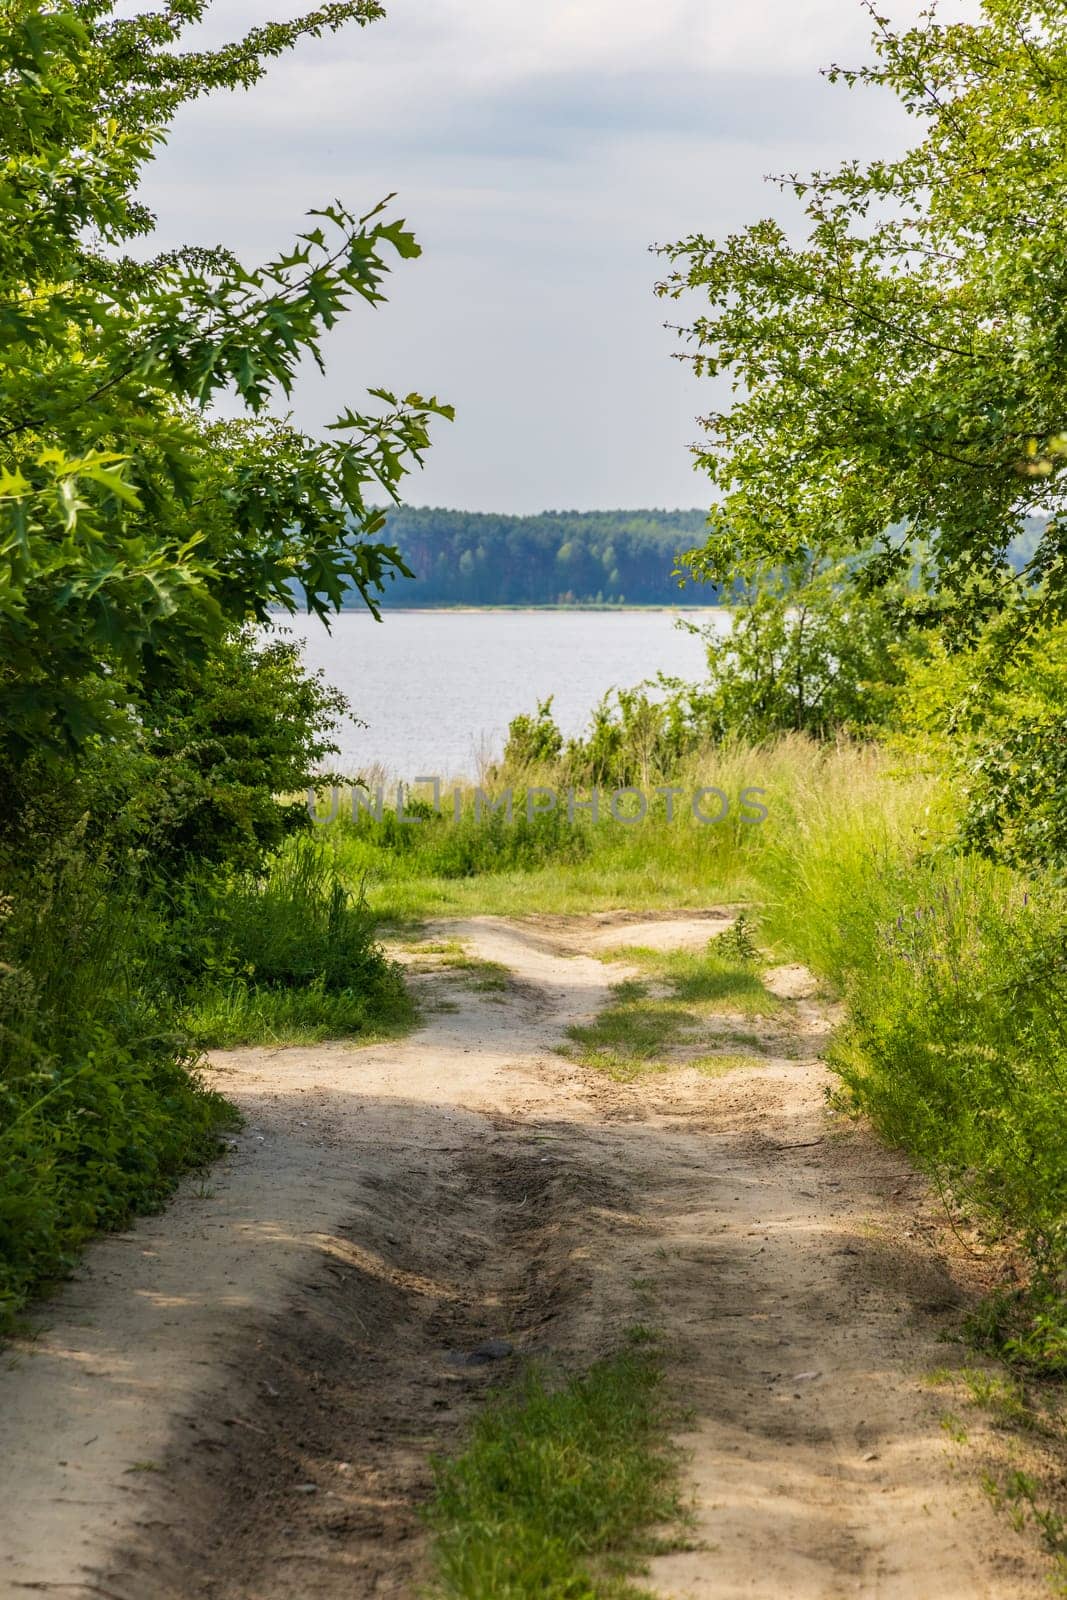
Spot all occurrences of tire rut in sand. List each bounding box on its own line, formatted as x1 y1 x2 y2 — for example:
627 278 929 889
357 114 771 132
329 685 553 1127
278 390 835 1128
100 1128 638 1600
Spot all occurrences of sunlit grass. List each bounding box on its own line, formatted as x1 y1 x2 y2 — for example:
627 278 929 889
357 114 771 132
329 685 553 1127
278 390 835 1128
426 1333 685 1599
320 735 929 927
563 940 784 1080
610 944 783 1016
356 859 755 924
179 974 415 1049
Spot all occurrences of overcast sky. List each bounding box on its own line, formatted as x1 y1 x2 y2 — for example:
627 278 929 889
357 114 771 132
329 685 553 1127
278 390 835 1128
138 0 942 513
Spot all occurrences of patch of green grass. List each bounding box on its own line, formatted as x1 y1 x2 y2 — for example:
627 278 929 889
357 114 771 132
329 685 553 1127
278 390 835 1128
178 973 415 1048
610 978 651 1002
359 861 755 924
409 948 511 993
616 945 782 1017
425 1334 685 1599
565 1000 702 1073
691 1052 769 1077
564 941 784 1080
748 755 1067 1360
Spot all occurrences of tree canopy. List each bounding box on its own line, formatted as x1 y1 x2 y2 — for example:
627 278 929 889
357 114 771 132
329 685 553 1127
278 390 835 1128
0 0 451 760
658 0 1066 633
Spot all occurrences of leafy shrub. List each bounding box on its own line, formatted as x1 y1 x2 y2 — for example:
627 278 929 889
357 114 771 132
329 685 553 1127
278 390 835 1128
0 855 233 1327
502 697 564 768
127 629 349 875
0 0 448 1322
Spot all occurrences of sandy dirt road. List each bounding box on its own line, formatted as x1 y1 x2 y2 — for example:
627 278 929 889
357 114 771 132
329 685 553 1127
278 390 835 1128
0 912 1044 1598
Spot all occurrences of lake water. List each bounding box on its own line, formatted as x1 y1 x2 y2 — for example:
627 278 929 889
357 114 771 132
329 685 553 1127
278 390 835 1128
272 609 729 780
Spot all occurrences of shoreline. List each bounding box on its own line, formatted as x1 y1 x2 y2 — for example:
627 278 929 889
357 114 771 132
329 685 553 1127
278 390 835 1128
269 603 725 615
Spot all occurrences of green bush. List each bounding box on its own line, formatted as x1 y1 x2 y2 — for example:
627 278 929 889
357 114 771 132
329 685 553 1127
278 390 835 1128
0 855 233 1327
171 837 412 1047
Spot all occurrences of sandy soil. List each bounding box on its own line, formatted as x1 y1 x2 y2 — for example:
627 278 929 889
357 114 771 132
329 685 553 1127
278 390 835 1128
0 912 1047 1598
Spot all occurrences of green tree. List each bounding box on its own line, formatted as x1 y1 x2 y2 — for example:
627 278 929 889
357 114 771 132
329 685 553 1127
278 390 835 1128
698 559 912 740
658 0 1066 631
0 1 451 763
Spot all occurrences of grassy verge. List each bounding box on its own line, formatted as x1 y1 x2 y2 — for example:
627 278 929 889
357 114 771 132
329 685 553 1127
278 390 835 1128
0 860 238 1330
753 769 1067 1370
425 1334 685 1599
925 1365 1067 1592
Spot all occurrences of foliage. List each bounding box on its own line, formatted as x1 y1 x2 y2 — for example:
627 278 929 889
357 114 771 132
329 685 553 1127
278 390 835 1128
0 852 234 1327
0 0 445 1317
715 912 760 965
892 617 1067 873
426 1337 682 1600
0 0 450 764
500 684 715 788
503 698 565 768
696 559 916 740
176 838 413 1047
368 506 713 607
337 787 591 879
658 0 1067 630
560 687 689 787
949 622 1067 873
753 767 1067 1365
563 940 778 1081
188 835 402 998
107 628 348 874
498 565 915 795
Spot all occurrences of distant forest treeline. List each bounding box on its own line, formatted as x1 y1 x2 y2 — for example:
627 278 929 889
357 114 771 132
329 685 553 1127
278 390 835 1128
329 508 1045 610
360 508 715 607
